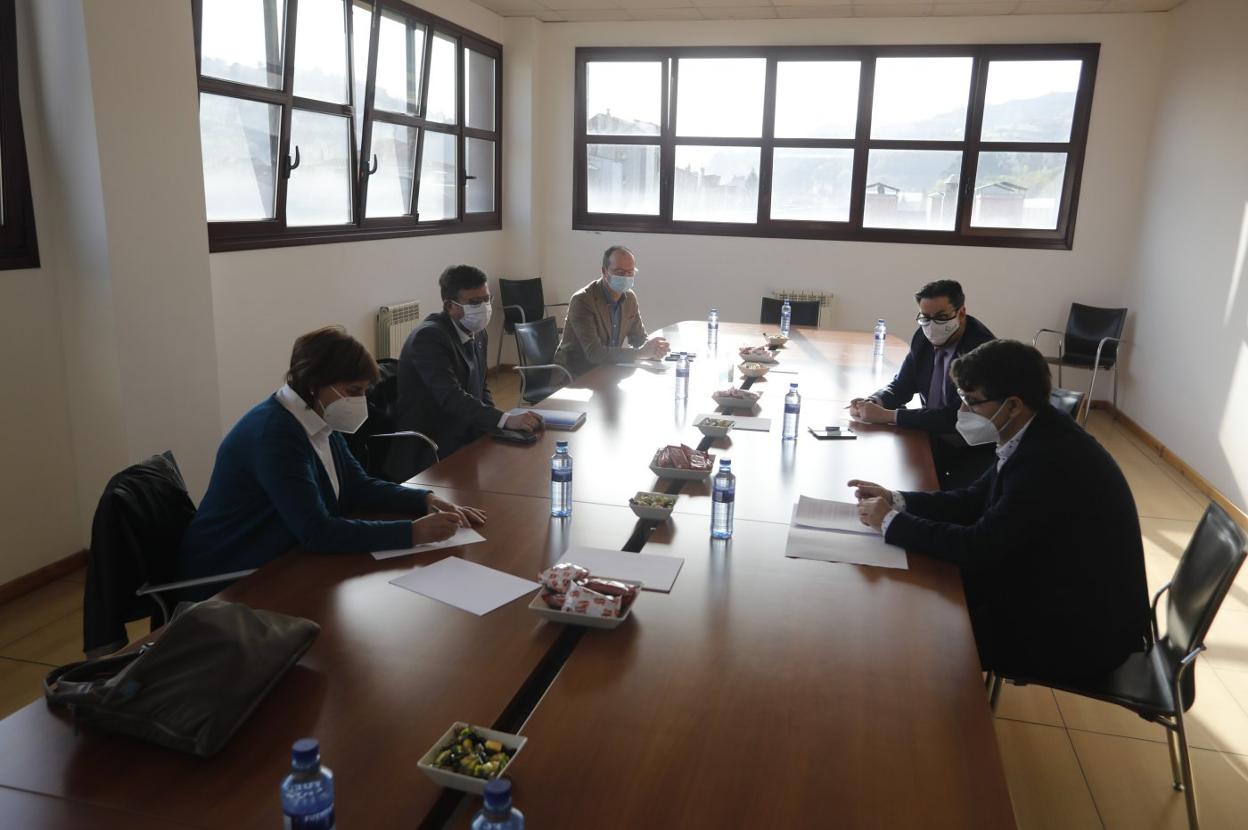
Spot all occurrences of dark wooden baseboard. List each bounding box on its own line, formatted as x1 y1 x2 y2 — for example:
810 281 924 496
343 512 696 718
0 550 87 607
1093 402 1248 531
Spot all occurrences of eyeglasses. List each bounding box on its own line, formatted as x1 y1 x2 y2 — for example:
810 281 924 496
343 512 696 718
453 296 493 308
607 268 639 278
916 307 961 325
957 391 999 408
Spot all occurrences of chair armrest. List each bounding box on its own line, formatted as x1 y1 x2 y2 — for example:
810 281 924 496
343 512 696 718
1093 335 1123 369
1031 328 1064 362
502 303 527 324
367 431 440 463
1150 581 1172 644
136 569 258 597
543 302 570 310
513 364 574 384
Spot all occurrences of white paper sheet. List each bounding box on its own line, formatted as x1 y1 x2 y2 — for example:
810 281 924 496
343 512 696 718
556 547 684 593
784 524 910 570
372 526 487 560
388 556 540 615
793 496 874 536
507 408 586 430
693 414 772 432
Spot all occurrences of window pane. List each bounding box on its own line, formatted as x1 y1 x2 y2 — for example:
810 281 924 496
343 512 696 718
200 0 285 90
375 11 423 115
673 146 760 223
466 50 496 131
587 144 660 215
870 57 973 141
417 131 457 220
676 58 766 138
863 150 963 231
586 62 661 136
770 148 854 222
971 152 1067 230
292 0 348 104
981 60 1082 143
287 110 352 226
775 62 860 139
426 33 457 124
365 123 418 218
199 93 281 221
351 3 370 155
466 138 495 213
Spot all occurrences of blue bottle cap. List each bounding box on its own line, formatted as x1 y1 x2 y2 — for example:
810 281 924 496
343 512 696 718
789 383 798 390
292 738 320 767
483 777 513 811
556 440 568 450
720 458 731 468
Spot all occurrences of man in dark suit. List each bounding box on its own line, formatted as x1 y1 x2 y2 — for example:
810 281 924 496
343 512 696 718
850 279 996 490
393 265 542 477
850 339 1151 680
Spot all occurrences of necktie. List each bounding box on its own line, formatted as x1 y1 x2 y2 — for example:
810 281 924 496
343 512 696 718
929 349 948 409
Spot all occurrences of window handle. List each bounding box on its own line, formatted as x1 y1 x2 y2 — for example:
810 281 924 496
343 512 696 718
464 174 478 180
285 145 301 178
367 153 378 175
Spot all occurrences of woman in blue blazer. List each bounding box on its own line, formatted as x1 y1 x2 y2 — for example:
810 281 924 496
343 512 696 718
178 326 483 580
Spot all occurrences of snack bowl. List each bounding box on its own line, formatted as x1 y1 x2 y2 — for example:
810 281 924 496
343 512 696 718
629 491 677 520
712 390 762 411
649 461 714 481
695 417 734 438
418 723 527 795
765 333 789 348
529 580 641 629
738 361 770 379
737 347 777 364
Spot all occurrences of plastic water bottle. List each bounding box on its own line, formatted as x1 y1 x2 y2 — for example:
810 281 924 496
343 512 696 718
707 308 719 342
783 383 801 441
873 318 887 357
471 778 525 830
675 351 690 400
779 299 792 337
281 738 335 830
711 459 735 540
550 441 572 517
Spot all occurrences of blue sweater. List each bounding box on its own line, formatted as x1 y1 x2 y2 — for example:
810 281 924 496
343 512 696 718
177 395 431 580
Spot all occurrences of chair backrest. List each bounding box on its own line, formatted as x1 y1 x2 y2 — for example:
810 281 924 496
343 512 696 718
760 297 820 327
499 278 547 335
1064 303 1127 366
513 316 560 367
1049 388 1085 419
1163 503 1248 662
343 357 399 473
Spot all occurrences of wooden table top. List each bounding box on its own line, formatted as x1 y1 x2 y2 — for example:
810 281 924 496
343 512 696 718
0 322 1014 828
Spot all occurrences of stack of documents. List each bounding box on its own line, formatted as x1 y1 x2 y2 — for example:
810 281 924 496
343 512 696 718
784 495 908 571
508 407 586 430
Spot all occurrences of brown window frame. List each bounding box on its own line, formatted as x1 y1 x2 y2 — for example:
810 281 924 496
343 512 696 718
0 0 40 270
573 43 1099 250
193 0 501 253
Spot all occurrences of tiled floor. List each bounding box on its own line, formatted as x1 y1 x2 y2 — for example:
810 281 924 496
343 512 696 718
1 403 1244 828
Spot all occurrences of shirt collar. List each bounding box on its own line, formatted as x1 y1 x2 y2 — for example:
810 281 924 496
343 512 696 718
453 318 474 345
996 414 1037 466
276 384 331 438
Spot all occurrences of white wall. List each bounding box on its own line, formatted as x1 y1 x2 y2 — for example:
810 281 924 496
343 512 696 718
529 14 1167 359
1122 0 1248 510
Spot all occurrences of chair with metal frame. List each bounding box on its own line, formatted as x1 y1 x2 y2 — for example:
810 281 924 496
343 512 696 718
342 358 440 481
1033 303 1127 425
987 502 1248 830
498 277 570 369
760 296 820 328
1049 387 1086 420
512 316 573 405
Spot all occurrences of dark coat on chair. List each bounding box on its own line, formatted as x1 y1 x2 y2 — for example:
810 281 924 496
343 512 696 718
884 404 1152 679
395 311 503 475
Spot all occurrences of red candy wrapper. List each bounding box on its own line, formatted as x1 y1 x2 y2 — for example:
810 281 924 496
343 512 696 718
541 591 566 610
539 563 590 593
561 585 622 619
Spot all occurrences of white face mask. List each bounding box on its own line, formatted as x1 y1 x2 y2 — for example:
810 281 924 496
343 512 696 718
606 274 634 295
922 317 960 346
955 399 1013 446
454 300 492 333
322 386 369 434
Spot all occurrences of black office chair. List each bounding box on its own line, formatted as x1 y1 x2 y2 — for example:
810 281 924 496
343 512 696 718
760 296 819 327
988 503 1248 830
498 277 569 369
342 357 439 482
1033 303 1127 425
82 452 256 658
1049 388 1086 420
513 316 572 405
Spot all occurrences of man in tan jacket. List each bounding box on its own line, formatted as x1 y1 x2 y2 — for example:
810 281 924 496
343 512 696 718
553 246 671 376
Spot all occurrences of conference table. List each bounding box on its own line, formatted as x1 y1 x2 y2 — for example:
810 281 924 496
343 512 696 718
0 322 1015 829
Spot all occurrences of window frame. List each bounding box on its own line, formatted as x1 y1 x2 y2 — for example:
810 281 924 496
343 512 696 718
193 0 501 253
573 43 1099 250
0 0 40 270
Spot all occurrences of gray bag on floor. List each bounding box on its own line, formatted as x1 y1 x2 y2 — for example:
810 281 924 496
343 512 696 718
43 599 319 757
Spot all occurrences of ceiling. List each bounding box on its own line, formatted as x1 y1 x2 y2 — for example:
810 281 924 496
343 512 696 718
470 0 1184 23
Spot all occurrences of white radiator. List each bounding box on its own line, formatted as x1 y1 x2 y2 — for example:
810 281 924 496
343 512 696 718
376 301 422 359
772 289 835 328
